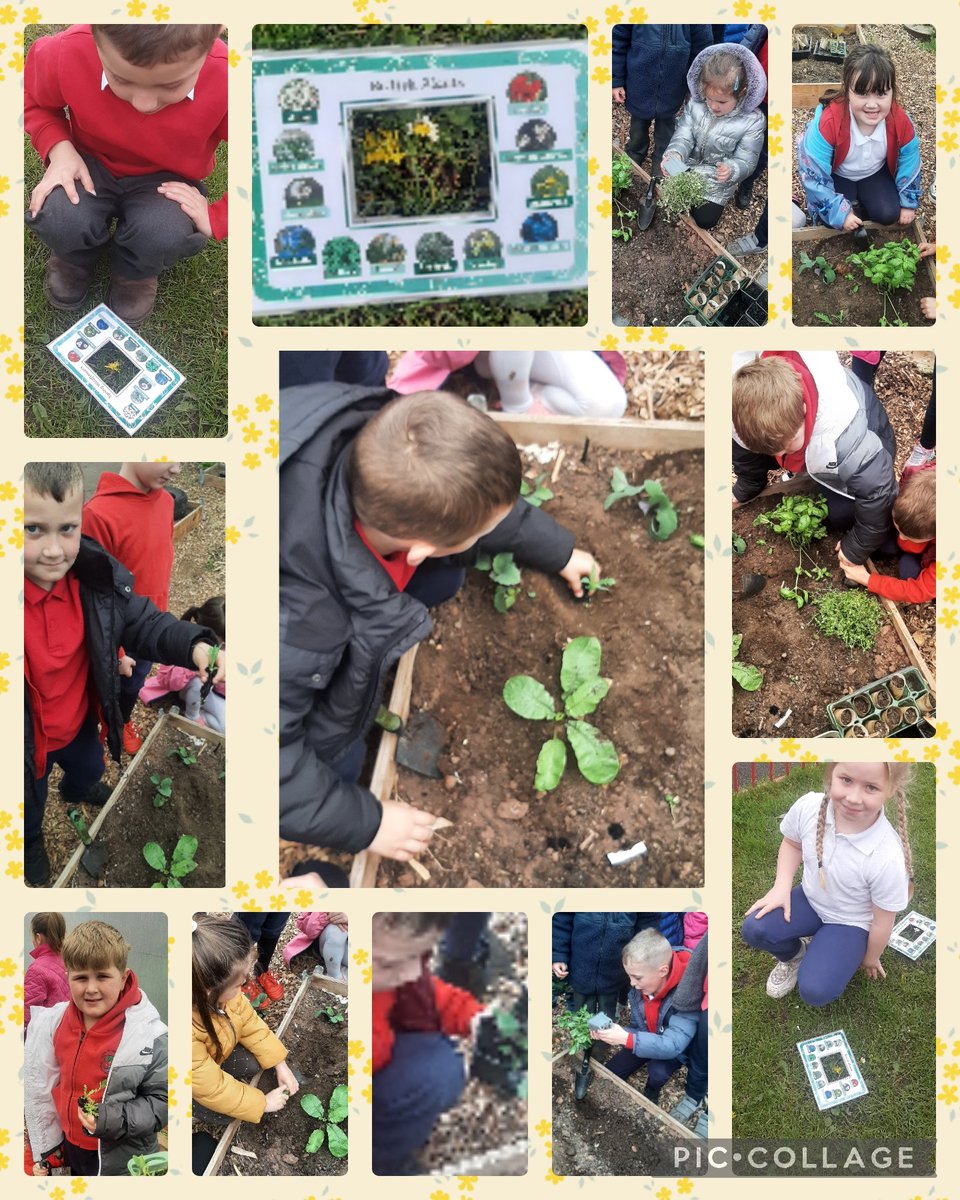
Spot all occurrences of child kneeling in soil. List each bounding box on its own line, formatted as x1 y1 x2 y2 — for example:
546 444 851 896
26 921 167 1177
658 42 766 230
839 461 935 603
140 595 226 732
372 912 487 1175
742 763 912 1005
279 384 599 867
191 914 300 1124
23 463 224 888
588 929 705 1111
797 44 921 231
731 351 897 567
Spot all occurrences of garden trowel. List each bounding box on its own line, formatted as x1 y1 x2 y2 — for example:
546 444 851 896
635 178 657 232
395 710 445 779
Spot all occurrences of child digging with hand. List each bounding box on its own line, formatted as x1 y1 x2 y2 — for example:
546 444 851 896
25 920 167 1177
191 915 300 1124
742 763 913 1006
25 24 227 326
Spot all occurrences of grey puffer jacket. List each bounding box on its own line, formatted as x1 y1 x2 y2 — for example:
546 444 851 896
279 383 577 854
661 41 766 205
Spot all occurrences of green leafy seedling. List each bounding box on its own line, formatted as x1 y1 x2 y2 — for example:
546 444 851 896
779 585 810 609
814 309 847 326
753 495 830 592
301 1084 349 1158
605 470 678 540
664 793 680 823
797 249 837 284
846 239 920 327
503 636 620 791
812 588 885 651
732 634 763 692
150 774 173 808
169 745 197 766
143 834 198 888
580 575 617 596
78 1080 106 1118
474 550 524 613
520 474 554 508
126 1153 168 1176
317 1004 345 1024
611 152 639 240
732 534 747 554
556 1005 593 1055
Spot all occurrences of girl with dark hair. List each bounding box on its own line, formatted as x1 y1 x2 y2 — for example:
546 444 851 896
139 595 226 731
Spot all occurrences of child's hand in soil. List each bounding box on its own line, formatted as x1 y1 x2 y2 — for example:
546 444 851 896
838 553 869 587
611 87 626 103
745 883 793 921
590 1023 629 1046
898 208 916 227
157 181 213 238
368 799 436 862
119 654 136 678
559 548 600 598
192 641 226 686
552 961 569 978
275 1061 300 1097
860 955 886 981
77 1107 98 1136
263 1086 291 1113
715 162 732 182
29 140 97 216
842 210 863 232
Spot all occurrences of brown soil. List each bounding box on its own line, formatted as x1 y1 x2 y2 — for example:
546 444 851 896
225 997 348 1177
792 230 934 327
72 718 225 887
732 499 914 738
381 446 704 889
792 29 862 82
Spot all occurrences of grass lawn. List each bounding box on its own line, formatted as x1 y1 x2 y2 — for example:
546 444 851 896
251 23 588 329
23 26 227 439
732 764 935 1142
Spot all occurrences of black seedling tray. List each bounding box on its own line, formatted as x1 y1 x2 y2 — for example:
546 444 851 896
718 280 767 327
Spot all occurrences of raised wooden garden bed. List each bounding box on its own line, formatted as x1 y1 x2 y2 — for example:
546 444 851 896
354 417 705 889
54 711 225 888
204 972 349 1177
173 501 202 543
793 25 866 107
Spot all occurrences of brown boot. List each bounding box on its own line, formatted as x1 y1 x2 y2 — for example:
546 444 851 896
107 274 158 327
44 254 94 310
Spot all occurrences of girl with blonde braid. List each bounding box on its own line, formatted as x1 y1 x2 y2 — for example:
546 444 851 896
741 763 912 1006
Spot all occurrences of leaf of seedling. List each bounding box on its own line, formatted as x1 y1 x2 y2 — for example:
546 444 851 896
581 575 617 596
169 746 197 765
535 738 567 791
493 585 519 613
150 774 173 796
327 1124 349 1158
173 834 199 864
474 552 492 572
689 533 705 549
490 553 521 587
641 480 678 540
664 793 680 823
503 676 559 721
733 534 747 554
564 678 611 719
520 475 554 508
327 1084 349 1125
732 634 763 691
301 1094 325 1120
143 842 166 872
305 1128 326 1154
566 720 620 785
604 467 645 511
560 636 602 695
170 857 198 879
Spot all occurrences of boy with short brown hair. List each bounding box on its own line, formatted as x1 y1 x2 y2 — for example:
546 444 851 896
280 382 599 868
25 23 227 325
25 920 167 1177
840 465 936 603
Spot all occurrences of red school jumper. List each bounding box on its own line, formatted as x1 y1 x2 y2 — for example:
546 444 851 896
373 962 483 1074
83 474 174 611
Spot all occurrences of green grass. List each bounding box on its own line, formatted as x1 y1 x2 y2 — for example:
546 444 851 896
251 23 587 329
23 25 227 438
732 764 935 1141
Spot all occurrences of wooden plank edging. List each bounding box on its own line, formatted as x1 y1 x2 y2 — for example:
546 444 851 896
492 414 704 451
865 558 936 691
173 503 202 543
589 1059 698 1139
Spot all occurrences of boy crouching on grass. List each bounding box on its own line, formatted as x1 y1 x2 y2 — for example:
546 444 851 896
25 921 167 1177
23 462 224 887
25 24 227 326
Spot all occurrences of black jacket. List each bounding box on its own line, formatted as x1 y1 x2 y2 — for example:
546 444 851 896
25 536 217 790
279 382 577 854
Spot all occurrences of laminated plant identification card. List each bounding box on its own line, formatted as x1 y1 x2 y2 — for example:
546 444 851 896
797 1030 869 1111
47 304 184 435
252 39 588 314
889 910 936 960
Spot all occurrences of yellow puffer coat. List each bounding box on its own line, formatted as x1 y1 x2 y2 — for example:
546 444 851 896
191 993 287 1122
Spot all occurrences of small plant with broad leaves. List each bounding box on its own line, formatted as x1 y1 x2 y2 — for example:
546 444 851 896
317 1004 345 1024
797 249 837 284
752 495 827 551
611 152 638 241
846 238 919 327
812 587 885 650
520 473 554 507
301 1084 349 1158
150 774 172 808
605 469 678 540
503 636 620 790
169 745 197 766
556 1005 593 1055
472 994 528 1099
581 574 617 597
732 634 763 692
656 170 708 222
474 550 523 613
143 834 198 887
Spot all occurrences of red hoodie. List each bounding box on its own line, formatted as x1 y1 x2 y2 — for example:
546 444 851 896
83 474 174 611
24 26 228 240
867 462 936 605
52 971 141 1149
372 964 483 1074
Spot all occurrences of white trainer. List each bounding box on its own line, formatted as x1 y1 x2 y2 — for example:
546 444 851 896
765 936 812 999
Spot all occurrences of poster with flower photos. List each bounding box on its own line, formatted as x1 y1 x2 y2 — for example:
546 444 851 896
251 40 588 314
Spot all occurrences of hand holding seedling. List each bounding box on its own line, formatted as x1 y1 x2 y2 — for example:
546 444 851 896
78 1106 98 1136
715 162 732 182
157 182 213 238
899 208 916 227
842 210 863 232
192 641 225 686
560 548 599 598
590 1022 628 1046
30 140 97 216
119 654 136 678
552 961 569 978
275 1061 300 1097
368 799 436 861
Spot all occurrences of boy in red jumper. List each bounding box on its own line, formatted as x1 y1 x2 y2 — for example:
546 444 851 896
372 913 485 1175
26 921 167 1177
839 464 936 604
83 462 180 754
25 24 227 325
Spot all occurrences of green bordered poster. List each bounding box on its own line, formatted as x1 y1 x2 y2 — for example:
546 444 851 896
251 41 588 315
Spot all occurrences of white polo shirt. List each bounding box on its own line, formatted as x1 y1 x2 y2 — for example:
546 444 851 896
780 791 909 930
835 117 888 181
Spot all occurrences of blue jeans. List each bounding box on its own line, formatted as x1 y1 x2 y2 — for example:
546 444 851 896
741 885 869 1007
683 1009 709 1103
26 717 105 843
373 1032 466 1174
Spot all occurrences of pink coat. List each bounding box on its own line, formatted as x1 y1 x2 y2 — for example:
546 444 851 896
683 911 708 949
388 350 628 393
139 663 225 704
24 943 70 1028
282 912 331 966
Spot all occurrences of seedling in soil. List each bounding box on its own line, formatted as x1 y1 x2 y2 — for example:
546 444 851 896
798 250 837 285
150 774 173 808
520 474 554 507
605 469 678 540
846 239 919 327
474 550 523 613
580 575 617 596
317 1004 345 1024
656 170 708 222
143 834 198 887
753 495 830 589
732 634 763 692
733 534 747 554
611 152 638 241
779 585 810 610
127 1153 168 1176
812 588 885 651
556 1005 594 1055
815 310 847 326
472 999 529 1100
301 1084 349 1158
664 792 680 824
169 745 197 766
504 636 620 790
